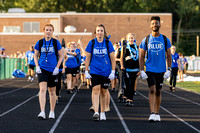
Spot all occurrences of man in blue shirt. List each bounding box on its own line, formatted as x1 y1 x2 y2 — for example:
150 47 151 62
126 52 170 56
25 45 35 81
139 16 172 122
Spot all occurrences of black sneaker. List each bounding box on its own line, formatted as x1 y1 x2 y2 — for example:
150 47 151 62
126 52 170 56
111 88 116 92
123 98 127 103
67 89 73 94
75 86 79 93
126 101 134 107
170 86 172 91
93 113 99 121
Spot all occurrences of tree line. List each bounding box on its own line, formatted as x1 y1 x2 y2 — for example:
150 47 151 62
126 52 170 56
1 0 200 56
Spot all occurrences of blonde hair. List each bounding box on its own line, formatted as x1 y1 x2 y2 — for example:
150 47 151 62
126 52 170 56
67 42 75 48
126 33 136 41
171 45 176 50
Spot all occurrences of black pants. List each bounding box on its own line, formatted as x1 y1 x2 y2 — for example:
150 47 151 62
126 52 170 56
170 67 178 87
124 71 137 100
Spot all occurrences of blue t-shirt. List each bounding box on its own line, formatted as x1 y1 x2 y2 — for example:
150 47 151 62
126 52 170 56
85 38 115 77
34 38 62 72
25 50 35 66
171 53 179 68
65 50 80 68
140 34 171 73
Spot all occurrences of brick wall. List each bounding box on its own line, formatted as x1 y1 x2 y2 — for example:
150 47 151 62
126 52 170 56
0 13 172 56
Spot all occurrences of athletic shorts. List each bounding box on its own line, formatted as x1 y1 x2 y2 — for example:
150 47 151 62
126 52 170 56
91 74 110 89
38 69 58 87
28 65 35 70
65 68 77 77
146 72 164 90
75 66 80 74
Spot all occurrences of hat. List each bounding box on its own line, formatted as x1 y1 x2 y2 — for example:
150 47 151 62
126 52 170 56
1 48 5 50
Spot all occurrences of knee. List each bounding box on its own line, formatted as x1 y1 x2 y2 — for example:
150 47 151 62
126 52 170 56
40 88 46 94
100 90 107 97
92 88 100 95
149 88 155 94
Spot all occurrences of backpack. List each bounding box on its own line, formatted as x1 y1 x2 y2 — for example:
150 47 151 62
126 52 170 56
39 38 63 69
145 34 168 59
90 39 110 62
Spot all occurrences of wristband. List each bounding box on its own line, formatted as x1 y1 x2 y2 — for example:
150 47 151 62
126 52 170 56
168 67 172 71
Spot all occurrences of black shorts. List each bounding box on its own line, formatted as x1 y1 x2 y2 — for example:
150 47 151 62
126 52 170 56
75 66 80 74
38 69 58 87
146 72 164 90
28 65 35 70
91 74 110 89
65 68 77 77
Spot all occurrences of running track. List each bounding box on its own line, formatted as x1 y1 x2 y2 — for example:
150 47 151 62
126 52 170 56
0 77 200 133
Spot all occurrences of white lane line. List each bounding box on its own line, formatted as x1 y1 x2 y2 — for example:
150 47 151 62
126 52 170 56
110 95 130 133
0 83 35 96
163 90 200 106
49 84 81 133
140 80 200 106
137 91 200 133
0 94 37 117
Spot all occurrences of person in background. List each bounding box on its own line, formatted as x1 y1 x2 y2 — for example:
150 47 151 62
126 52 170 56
25 45 35 81
178 53 184 82
169 45 179 92
63 42 79 94
183 55 188 75
120 33 140 106
0 48 7 58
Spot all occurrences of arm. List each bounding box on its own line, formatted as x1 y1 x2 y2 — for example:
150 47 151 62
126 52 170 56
85 52 91 71
139 48 146 71
120 47 124 69
109 52 116 70
166 48 172 68
56 49 64 68
34 49 40 67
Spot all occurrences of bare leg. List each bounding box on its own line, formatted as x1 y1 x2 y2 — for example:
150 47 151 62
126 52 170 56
92 85 101 112
155 89 161 114
48 86 56 112
149 85 156 113
39 82 47 112
100 88 107 113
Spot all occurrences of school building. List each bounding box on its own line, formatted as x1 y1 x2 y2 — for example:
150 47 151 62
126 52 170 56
0 12 172 55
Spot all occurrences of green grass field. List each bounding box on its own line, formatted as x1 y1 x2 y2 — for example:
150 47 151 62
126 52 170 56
165 81 200 94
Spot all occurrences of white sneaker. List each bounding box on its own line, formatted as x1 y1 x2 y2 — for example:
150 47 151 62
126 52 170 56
38 111 46 120
31 78 34 82
28 76 31 81
155 114 161 122
148 114 155 122
100 112 106 120
93 112 99 121
49 111 55 119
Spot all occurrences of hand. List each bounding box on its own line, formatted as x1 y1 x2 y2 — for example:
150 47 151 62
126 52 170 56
108 70 115 80
140 70 148 80
36 66 42 74
85 71 92 79
164 70 171 80
52 67 59 75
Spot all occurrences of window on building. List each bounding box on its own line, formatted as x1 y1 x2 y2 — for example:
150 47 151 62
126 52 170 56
23 22 40 32
3 26 21 33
